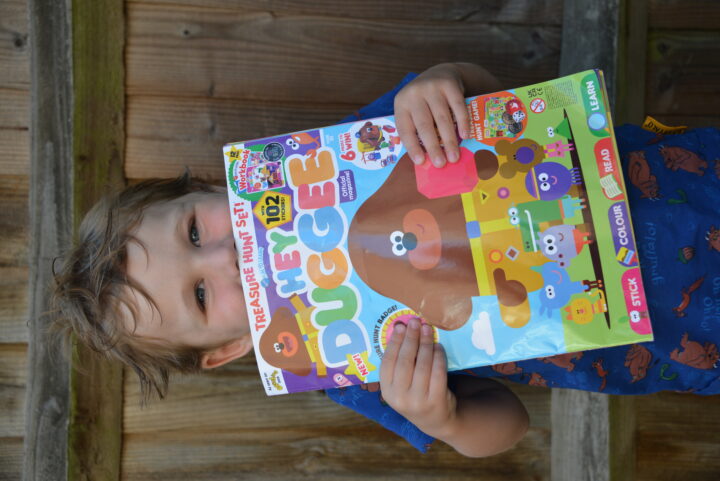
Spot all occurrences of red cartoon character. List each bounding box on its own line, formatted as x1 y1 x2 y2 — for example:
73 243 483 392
670 333 719 369
624 344 652 383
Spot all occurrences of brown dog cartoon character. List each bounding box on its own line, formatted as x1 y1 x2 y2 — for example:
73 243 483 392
347 153 529 331
259 306 313 376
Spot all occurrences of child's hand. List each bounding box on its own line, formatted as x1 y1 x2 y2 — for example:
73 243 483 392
394 64 471 168
379 317 458 439
380 316 529 458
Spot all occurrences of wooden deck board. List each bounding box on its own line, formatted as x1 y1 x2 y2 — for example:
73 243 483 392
648 0 720 30
0 344 27 438
645 30 720 117
125 3 561 101
123 360 551 480
128 0 564 24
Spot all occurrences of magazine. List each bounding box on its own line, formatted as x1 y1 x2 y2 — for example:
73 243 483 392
223 70 652 395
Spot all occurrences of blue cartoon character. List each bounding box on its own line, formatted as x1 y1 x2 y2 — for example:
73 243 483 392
533 262 603 317
538 224 593 267
525 161 582 200
509 196 586 252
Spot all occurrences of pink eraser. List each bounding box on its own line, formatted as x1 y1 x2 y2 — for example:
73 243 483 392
415 147 479 199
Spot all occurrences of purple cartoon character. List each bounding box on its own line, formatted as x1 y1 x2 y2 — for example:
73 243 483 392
538 224 593 267
525 161 582 200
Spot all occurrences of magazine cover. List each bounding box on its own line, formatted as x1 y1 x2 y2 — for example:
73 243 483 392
223 70 653 395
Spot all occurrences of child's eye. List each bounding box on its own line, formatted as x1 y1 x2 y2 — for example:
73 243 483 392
195 281 206 311
189 218 201 247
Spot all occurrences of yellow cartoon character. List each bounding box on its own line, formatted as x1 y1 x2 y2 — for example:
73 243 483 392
564 289 607 324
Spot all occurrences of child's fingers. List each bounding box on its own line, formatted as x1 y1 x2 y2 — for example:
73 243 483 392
393 318 422 391
445 86 472 140
395 111 426 166
427 97 460 164
380 321 405 385
411 323 436 396
413 105 446 168
428 343 448 399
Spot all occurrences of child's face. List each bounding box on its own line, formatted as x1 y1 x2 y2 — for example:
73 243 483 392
124 188 252 367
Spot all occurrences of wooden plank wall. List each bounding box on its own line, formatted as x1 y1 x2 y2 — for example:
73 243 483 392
0 0 30 478
645 0 720 127
1 0 718 479
121 0 562 479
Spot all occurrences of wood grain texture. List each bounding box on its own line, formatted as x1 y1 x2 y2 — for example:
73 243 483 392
0 267 29 344
122 428 549 481
25 0 73 478
648 0 720 30
66 1 126 480
0 437 23 481
645 30 720 117
559 0 621 108
127 0 564 24
615 0 647 125
636 392 720 481
0 174 28 343
125 3 561 101
122 358 551 480
0 129 30 175
125 95 358 180
0 88 29 128
0 2 28 478
0 0 30 90
0 344 27 438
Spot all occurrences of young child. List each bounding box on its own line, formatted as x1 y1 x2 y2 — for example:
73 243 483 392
52 63 720 457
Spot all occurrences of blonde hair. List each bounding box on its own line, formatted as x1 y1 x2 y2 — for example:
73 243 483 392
52 172 218 401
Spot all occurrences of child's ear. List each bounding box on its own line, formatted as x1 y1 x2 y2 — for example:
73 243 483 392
200 335 253 370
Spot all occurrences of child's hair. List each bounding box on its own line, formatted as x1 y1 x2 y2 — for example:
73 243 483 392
51 171 218 401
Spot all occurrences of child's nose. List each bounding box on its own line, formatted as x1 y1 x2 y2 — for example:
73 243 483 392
203 237 240 275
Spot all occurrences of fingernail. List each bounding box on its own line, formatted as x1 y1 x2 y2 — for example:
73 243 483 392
432 156 445 168
447 150 459 163
408 318 420 330
394 323 406 334
412 153 425 165
421 324 432 336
